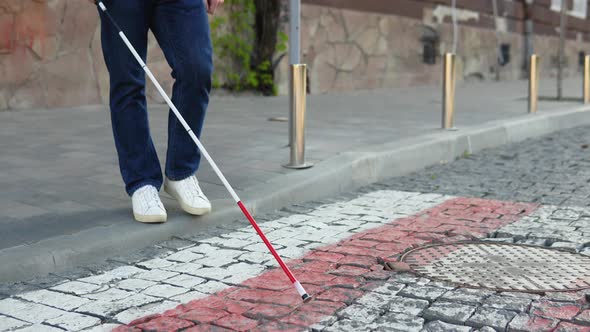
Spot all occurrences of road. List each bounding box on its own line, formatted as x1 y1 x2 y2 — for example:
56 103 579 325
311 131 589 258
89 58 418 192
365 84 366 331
1 126 590 331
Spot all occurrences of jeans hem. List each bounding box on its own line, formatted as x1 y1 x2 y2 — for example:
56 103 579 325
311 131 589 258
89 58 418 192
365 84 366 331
165 169 197 182
127 180 163 197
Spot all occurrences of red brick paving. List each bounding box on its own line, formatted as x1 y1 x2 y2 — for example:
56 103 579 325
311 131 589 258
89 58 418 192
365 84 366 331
120 197 538 331
178 308 229 323
213 314 260 331
555 322 590 332
134 317 194 331
532 301 582 320
512 315 558 332
183 325 233 332
244 303 294 319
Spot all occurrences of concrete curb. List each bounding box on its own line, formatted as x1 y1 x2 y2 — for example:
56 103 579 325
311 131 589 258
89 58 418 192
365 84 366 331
2 105 590 283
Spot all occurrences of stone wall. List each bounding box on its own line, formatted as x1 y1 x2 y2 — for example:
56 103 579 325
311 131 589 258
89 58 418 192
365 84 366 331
0 0 588 111
275 3 590 94
0 0 177 111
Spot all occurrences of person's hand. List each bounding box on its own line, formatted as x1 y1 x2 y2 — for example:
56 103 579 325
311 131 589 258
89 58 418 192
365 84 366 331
205 0 224 14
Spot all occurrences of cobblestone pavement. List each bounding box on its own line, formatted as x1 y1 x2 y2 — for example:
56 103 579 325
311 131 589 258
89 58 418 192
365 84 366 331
0 188 588 331
2 127 590 331
384 125 590 207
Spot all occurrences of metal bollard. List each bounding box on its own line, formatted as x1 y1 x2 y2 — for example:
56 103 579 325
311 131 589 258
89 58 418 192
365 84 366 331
283 64 313 169
442 53 457 130
528 54 539 113
584 55 590 104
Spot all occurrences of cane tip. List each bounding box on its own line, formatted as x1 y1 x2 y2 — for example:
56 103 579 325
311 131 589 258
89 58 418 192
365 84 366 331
301 293 313 303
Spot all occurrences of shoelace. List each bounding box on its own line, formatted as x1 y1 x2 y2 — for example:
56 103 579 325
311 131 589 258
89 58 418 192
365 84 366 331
139 187 162 210
184 176 206 201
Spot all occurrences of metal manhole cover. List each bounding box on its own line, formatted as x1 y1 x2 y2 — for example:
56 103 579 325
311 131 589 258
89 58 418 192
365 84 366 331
400 242 590 293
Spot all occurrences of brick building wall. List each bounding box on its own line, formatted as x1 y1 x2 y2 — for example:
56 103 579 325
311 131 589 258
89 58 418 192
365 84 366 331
0 0 589 110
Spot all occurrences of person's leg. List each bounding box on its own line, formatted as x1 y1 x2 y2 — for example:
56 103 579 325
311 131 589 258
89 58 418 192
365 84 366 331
99 0 163 196
151 0 213 181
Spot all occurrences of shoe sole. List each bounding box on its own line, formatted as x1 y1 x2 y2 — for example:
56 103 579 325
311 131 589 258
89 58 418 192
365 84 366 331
134 213 167 223
164 184 212 216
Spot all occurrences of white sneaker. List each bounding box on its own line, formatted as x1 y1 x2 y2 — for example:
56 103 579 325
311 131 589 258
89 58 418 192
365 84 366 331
131 185 167 223
164 175 211 216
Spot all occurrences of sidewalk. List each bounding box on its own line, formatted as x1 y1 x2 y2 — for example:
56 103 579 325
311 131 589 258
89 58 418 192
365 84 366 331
1 78 589 282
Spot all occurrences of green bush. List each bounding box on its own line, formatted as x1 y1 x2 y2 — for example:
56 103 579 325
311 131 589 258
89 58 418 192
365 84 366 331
211 0 287 95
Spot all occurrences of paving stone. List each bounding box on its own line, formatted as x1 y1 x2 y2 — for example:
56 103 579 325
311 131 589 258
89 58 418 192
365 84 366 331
213 313 260 331
142 284 189 298
507 313 558 332
421 320 472 332
422 301 477 325
0 315 29 330
76 294 159 317
80 323 123 331
165 250 205 263
186 267 234 281
136 258 176 270
163 274 206 289
17 289 91 311
162 262 205 275
371 282 405 296
178 307 230 323
477 327 498 332
192 281 229 294
542 291 587 304
0 298 65 323
440 288 495 304
82 288 135 301
45 311 101 331
170 290 207 303
531 300 582 320
115 300 179 324
192 255 235 268
337 304 382 322
243 242 285 253
554 322 590 332
316 288 364 304
483 294 532 312
575 309 590 325
237 252 271 265
79 266 145 285
135 317 194 331
324 319 372 332
135 269 180 282
51 281 106 296
551 242 583 251
387 296 430 315
11 324 64 332
221 263 266 284
371 312 425 332
398 284 447 302
354 292 392 310
388 273 427 284
467 307 518 330
116 279 158 292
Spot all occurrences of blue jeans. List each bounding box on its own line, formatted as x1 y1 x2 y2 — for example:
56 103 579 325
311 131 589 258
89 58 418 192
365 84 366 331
99 0 212 195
